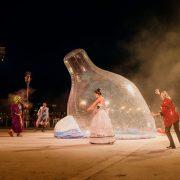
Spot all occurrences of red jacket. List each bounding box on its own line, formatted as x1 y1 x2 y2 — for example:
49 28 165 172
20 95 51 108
161 98 179 127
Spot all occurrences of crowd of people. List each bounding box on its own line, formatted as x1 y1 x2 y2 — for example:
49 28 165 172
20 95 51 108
2 88 180 148
0 97 66 135
0 110 65 128
7 98 67 136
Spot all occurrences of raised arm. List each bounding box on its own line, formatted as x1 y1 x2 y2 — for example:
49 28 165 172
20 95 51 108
152 112 161 117
37 108 41 116
151 89 161 117
155 89 161 96
87 97 101 112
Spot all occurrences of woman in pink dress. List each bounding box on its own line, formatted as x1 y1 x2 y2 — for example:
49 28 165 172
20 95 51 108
87 88 115 144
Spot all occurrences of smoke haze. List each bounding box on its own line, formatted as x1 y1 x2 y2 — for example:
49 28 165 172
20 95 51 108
115 19 180 113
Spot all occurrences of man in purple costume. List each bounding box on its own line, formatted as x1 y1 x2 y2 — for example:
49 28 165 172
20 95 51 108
8 95 23 137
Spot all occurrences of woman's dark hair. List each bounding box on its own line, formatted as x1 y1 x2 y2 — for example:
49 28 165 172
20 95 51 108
94 88 102 95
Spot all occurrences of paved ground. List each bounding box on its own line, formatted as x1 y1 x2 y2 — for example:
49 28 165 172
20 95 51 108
0 130 180 180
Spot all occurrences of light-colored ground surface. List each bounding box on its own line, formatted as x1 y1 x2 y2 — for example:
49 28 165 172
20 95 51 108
0 130 180 180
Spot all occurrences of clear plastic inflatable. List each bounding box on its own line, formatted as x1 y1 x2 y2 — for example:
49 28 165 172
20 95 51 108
54 115 85 138
64 49 156 139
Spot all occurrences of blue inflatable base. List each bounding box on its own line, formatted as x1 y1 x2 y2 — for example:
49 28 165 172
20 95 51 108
54 129 85 139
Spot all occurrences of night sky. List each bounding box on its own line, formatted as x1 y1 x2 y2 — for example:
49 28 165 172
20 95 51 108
0 0 177 110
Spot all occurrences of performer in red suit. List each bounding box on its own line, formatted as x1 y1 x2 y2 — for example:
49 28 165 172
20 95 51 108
153 89 180 149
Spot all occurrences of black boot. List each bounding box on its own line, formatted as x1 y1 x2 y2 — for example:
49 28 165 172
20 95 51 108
166 145 176 149
42 127 45 132
34 128 38 132
17 133 23 137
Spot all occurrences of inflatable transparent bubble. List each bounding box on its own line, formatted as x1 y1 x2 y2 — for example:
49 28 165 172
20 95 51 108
64 49 156 139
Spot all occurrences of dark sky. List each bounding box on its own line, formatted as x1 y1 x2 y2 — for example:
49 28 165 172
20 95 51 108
0 0 177 109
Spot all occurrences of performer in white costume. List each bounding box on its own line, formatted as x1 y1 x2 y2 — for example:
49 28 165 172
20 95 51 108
35 102 49 132
87 88 115 144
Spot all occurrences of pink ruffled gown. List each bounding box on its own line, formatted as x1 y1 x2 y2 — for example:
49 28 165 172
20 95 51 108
89 98 116 144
